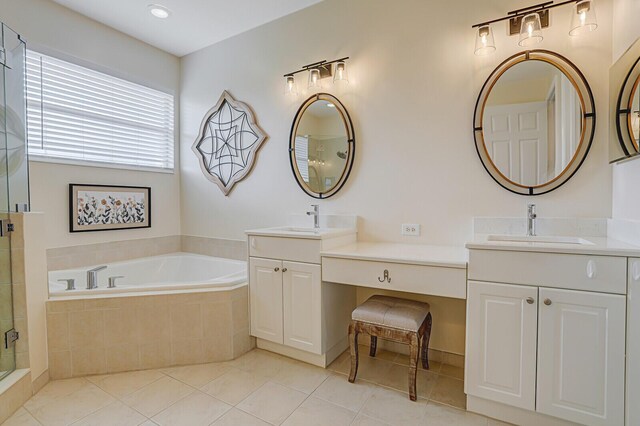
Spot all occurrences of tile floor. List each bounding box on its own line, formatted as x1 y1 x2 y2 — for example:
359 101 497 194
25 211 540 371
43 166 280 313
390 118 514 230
2 347 508 426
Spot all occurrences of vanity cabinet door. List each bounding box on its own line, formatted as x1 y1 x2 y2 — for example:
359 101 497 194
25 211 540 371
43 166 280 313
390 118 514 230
249 257 284 344
537 287 626 426
282 261 321 354
628 259 640 426
466 281 538 411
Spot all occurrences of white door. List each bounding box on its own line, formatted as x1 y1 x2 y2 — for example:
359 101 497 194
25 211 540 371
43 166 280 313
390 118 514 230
483 102 548 186
249 257 283 344
537 288 626 426
282 261 322 354
627 259 640 426
466 281 538 410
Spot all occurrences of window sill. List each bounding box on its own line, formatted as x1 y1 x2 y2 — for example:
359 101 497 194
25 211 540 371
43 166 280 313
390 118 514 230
28 155 175 174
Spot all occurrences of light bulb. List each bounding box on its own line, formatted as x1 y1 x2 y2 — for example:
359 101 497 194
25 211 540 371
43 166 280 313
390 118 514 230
474 25 495 56
284 75 297 95
148 4 171 19
308 68 322 90
570 0 597 36
333 61 349 84
519 13 543 47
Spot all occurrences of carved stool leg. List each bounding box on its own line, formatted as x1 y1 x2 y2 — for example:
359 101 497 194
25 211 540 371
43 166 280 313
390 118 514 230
408 332 419 401
421 312 432 369
348 321 359 383
369 336 378 357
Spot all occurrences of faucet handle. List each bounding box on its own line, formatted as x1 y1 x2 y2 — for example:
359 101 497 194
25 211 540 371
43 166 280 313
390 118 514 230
108 276 124 288
58 278 75 291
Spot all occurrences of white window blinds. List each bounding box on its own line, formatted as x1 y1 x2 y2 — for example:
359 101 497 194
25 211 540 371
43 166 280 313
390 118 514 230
295 136 309 182
26 50 175 171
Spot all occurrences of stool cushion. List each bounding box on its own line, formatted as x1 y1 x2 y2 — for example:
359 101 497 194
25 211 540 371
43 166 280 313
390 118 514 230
352 295 430 332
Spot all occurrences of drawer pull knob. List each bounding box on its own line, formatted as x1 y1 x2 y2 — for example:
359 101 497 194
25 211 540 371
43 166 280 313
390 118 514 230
526 297 535 304
282 268 288 272
274 267 280 272
633 262 640 281
378 269 391 283
586 260 597 279
544 298 552 306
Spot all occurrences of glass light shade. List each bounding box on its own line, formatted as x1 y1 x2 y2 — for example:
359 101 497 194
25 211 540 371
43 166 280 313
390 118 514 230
570 0 598 36
519 13 543 47
333 61 349 84
474 25 496 56
284 75 297 95
308 68 322 90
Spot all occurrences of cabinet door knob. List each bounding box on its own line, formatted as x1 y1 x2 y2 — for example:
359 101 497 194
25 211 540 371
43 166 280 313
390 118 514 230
274 267 280 272
526 297 535 304
282 268 288 272
544 298 552 306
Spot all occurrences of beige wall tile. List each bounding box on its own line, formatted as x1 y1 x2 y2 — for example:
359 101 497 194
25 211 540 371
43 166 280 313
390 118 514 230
71 347 107 377
47 312 70 352
139 342 171 369
46 300 85 313
202 303 231 341
203 338 233 362
11 284 26 319
170 303 203 340
10 249 25 284
104 308 138 347
69 310 104 349
171 339 204 366
106 344 141 373
32 370 50 394
136 304 170 343
49 351 72 379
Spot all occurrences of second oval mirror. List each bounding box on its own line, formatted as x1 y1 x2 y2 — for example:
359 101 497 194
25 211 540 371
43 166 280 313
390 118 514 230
474 50 595 195
289 93 355 199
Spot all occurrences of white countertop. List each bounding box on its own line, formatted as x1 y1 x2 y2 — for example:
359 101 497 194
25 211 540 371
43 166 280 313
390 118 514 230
245 226 356 240
467 234 640 257
321 242 468 269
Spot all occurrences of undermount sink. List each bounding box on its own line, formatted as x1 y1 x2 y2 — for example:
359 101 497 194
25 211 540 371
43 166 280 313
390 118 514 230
274 226 326 234
487 235 594 245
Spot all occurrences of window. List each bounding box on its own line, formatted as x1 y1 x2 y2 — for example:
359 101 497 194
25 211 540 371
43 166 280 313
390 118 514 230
26 50 174 171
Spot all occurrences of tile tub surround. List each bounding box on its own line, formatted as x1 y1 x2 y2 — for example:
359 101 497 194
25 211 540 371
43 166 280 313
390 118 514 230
4 348 496 426
0 369 32 424
45 286 253 379
46 235 249 271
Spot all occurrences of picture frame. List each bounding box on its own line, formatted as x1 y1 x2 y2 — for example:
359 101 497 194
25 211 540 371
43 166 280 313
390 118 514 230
69 184 151 233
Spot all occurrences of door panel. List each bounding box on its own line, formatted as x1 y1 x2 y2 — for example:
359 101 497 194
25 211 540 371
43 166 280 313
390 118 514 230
466 281 538 410
537 288 625 426
283 261 321 354
249 257 283 344
628 258 640 426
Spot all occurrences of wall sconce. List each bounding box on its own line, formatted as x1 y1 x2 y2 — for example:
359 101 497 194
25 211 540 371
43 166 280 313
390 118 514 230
283 57 350 95
472 0 598 55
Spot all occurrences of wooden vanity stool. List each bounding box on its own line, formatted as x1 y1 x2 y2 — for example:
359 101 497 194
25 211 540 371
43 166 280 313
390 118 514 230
348 295 432 401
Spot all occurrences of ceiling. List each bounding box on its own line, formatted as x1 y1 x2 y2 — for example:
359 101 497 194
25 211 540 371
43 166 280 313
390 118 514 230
52 0 323 57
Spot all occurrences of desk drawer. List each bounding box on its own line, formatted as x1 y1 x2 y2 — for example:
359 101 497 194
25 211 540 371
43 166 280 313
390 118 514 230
249 235 321 264
321 257 467 299
468 250 627 294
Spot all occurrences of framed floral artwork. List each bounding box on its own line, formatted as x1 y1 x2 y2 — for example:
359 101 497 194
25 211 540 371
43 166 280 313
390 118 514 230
69 184 151 232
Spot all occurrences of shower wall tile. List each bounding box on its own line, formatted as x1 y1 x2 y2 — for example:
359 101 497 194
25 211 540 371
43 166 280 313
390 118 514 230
181 235 247 261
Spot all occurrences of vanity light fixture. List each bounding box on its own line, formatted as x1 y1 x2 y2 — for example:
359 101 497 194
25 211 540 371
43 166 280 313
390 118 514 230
283 57 350 96
327 103 336 108
148 4 171 19
474 25 496 56
472 0 598 54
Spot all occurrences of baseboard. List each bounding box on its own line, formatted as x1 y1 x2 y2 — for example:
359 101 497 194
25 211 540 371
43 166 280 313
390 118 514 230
467 395 576 426
256 337 348 368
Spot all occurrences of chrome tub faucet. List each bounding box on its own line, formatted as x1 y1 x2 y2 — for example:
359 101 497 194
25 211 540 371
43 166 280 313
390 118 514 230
527 204 537 237
86 265 107 289
306 204 320 229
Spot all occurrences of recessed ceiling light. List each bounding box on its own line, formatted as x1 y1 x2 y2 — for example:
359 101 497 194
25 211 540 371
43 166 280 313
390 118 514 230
148 4 171 19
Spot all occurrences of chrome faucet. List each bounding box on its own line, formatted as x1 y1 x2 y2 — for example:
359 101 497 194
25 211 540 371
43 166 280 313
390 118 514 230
527 204 537 237
306 204 320 229
86 265 107 289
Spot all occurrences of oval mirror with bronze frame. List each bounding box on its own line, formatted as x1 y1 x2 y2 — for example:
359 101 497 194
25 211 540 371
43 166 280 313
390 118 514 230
289 93 355 199
615 53 640 158
473 50 595 196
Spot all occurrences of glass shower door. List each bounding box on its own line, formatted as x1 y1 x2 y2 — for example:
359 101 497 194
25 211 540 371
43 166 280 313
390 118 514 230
0 22 24 381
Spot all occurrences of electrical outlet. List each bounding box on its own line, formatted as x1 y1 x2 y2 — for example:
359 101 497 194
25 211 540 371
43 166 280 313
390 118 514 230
401 224 420 236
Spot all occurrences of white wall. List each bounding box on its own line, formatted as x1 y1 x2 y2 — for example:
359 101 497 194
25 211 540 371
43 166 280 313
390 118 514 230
180 0 613 246
0 0 181 249
611 0 640 221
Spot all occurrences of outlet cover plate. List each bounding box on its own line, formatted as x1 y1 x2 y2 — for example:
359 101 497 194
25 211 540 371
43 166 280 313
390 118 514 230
402 224 420 236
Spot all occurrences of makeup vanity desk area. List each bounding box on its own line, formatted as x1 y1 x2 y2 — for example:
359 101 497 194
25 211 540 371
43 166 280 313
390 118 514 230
321 242 468 299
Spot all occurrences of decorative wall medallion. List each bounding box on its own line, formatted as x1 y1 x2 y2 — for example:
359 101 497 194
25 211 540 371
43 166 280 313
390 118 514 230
192 91 268 195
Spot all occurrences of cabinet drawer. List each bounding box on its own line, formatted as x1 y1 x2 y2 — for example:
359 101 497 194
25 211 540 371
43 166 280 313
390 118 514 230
322 257 466 299
249 235 321 264
469 250 627 294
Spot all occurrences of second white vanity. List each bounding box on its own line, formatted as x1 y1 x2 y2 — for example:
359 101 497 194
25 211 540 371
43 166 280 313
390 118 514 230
465 236 640 426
